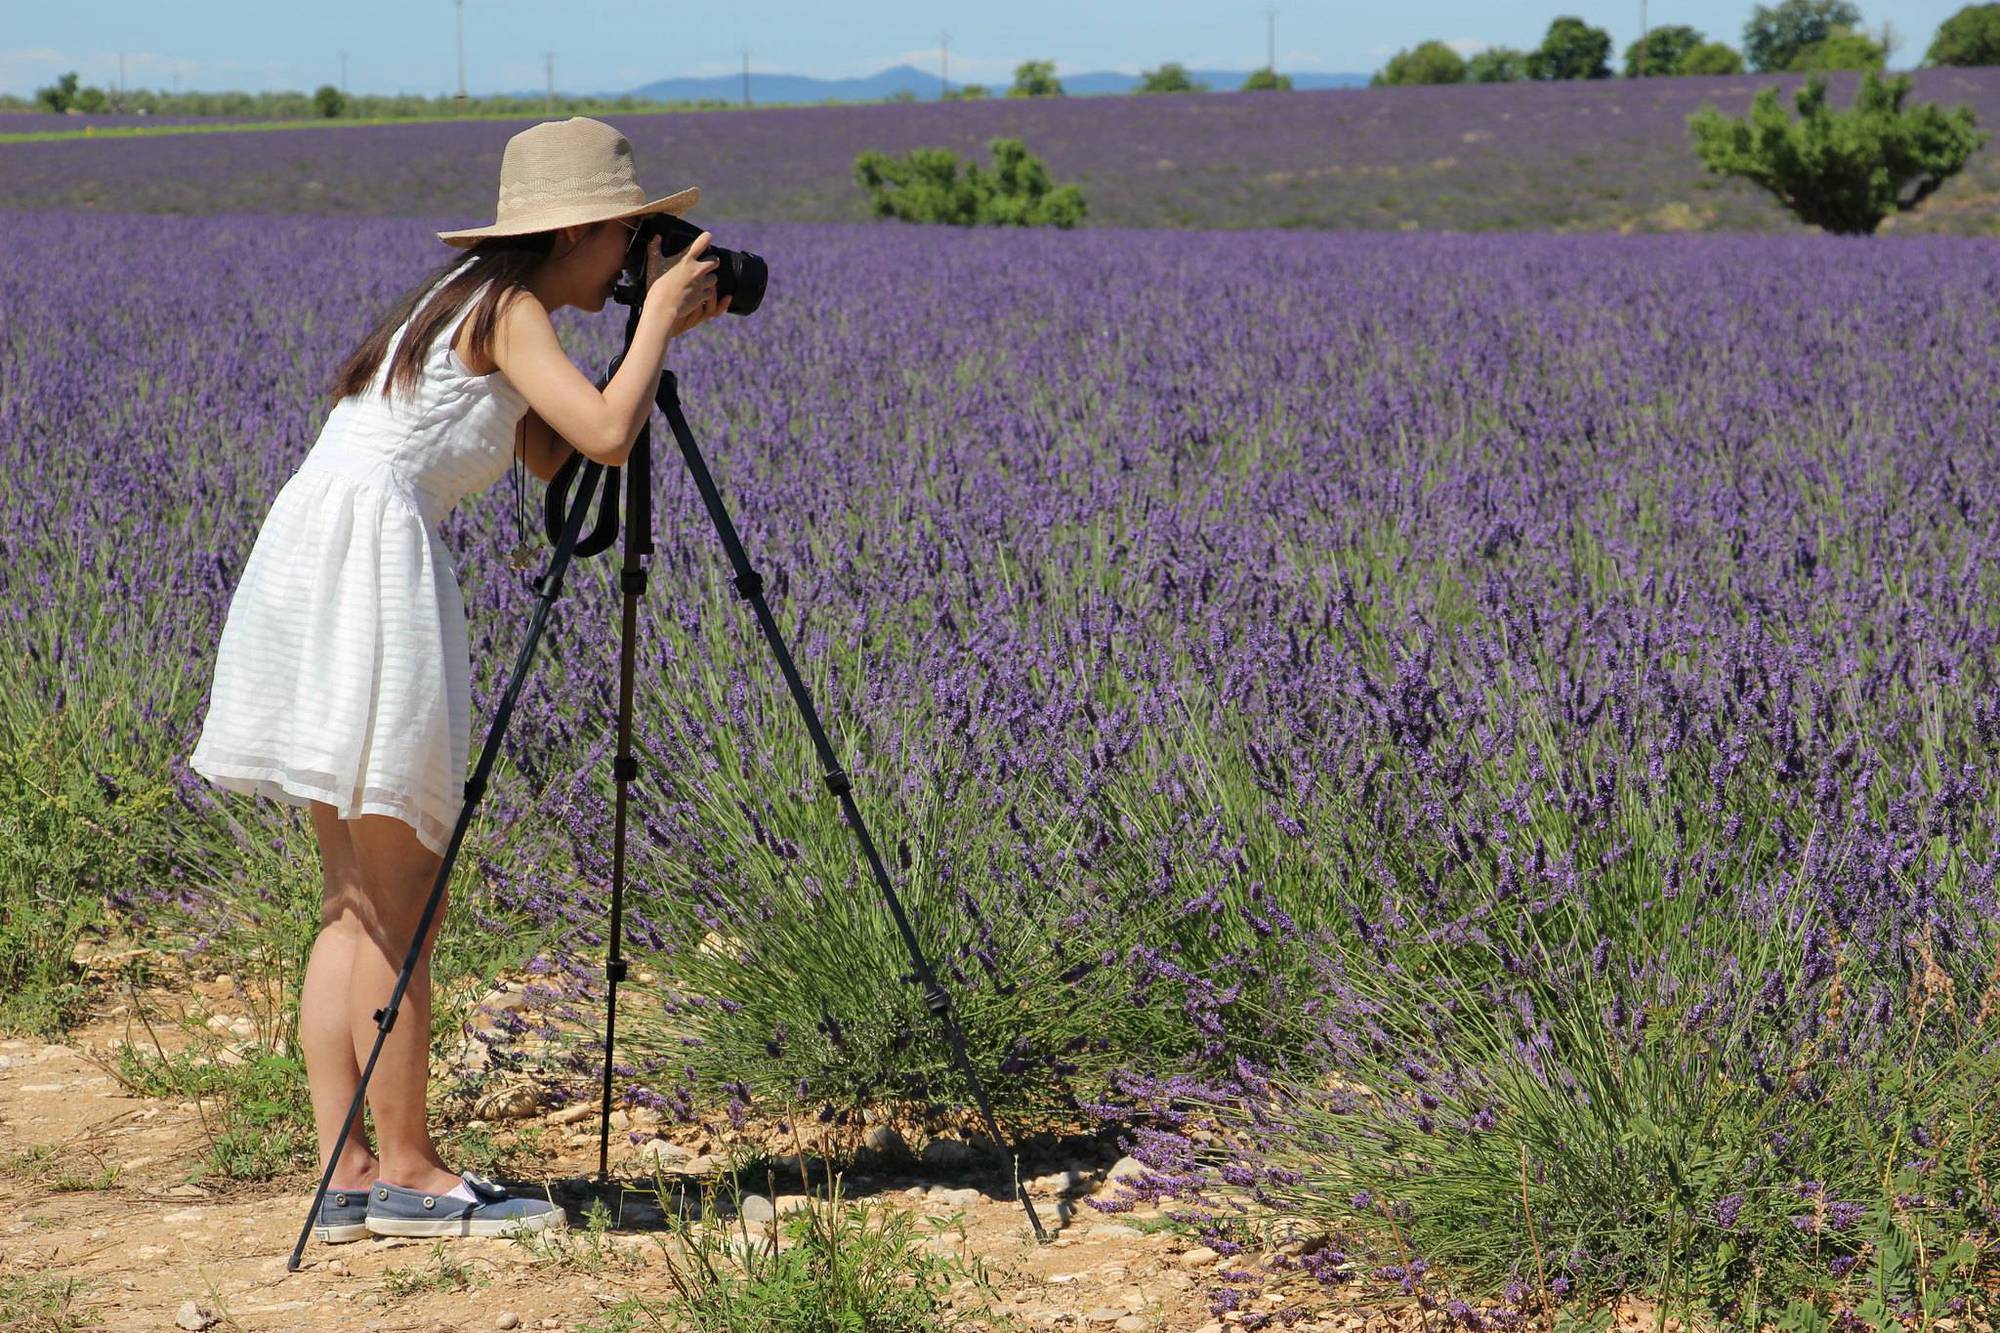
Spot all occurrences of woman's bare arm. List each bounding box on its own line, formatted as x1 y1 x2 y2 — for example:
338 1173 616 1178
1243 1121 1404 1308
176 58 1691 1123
489 287 677 466
513 408 576 484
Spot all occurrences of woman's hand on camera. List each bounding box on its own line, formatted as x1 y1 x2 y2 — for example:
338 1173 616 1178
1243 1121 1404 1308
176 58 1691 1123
644 231 728 337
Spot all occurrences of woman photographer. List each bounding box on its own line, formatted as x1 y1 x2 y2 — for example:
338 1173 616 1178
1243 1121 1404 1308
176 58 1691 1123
188 117 727 1242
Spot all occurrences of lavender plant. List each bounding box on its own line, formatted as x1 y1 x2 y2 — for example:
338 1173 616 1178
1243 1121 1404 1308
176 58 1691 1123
6 207 2000 1312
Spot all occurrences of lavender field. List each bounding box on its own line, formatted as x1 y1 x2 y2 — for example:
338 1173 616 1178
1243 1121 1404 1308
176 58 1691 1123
7 193 2000 1318
5 68 1998 234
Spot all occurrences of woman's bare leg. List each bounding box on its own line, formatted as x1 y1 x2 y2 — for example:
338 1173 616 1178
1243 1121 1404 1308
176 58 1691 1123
346 812 462 1195
302 801 380 1190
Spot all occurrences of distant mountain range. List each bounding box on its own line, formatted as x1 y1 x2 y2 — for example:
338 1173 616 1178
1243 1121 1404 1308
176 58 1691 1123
541 64 1368 105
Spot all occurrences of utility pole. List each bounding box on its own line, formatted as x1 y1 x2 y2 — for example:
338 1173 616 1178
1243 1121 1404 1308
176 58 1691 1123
1265 7 1276 74
742 48 750 108
454 0 467 112
940 32 949 98
544 52 554 114
117 51 125 108
340 50 348 95
1638 0 1649 76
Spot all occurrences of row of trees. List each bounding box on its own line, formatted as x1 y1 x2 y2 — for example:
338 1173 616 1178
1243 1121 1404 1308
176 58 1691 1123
14 59 1295 119
15 74 736 119
1377 1 2000 87
937 59 1291 100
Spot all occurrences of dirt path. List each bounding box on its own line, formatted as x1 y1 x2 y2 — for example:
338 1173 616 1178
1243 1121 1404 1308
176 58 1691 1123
0 960 1411 1333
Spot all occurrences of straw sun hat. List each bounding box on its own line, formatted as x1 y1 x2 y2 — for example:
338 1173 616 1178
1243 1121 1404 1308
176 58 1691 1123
435 116 699 248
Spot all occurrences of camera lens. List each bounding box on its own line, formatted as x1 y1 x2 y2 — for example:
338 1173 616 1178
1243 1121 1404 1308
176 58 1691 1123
645 215 767 316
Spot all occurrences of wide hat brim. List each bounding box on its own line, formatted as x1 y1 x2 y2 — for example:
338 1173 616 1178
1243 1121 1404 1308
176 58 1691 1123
435 185 701 248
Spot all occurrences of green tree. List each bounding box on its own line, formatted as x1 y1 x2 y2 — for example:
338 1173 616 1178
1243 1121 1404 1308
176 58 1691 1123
34 71 80 113
853 136 1085 227
1788 28 1887 70
312 84 346 118
1008 60 1064 97
942 83 990 100
1466 47 1532 82
1743 0 1862 72
1625 24 1705 76
73 85 107 114
1372 40 1466 86
887 88 918 103
1136 61 1209 93
1241 66 1295 91
1530 16 1615 80
1679 42 1748 74
1688 70 1988 233
1926 4 2000 65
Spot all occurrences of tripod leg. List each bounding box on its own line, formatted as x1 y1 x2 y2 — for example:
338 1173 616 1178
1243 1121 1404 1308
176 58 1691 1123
285 457 612 1272
651 372 1049 1243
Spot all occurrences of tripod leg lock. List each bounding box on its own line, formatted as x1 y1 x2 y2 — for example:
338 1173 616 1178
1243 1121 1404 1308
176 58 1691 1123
922 983 951 1018
823 768 851 798
373 1006 396 1033
732 570 764 600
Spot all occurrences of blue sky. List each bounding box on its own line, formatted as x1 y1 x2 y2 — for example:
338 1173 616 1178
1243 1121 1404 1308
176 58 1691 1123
2 1 1968 99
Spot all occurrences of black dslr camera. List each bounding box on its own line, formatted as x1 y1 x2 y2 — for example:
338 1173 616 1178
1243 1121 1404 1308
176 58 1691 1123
621 213 767 315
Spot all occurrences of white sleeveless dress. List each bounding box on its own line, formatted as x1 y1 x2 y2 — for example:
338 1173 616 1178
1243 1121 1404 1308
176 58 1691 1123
189 259 530 857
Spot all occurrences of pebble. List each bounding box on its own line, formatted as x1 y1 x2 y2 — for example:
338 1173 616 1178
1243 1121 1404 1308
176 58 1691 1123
496 1315 521 1330
326 1260 347 1276
632 1138 691 1170
920 1138 974 1168
1105 1155 1148 1183
161 1208 206 1224
737 1193 776 1225
1179 1245 1220 1267
547 1103 595 1126
1086 1309 1126 1326
1032 1169 1087 1195
861 1124 906 1156
929 1186 983 1207
88 1228 108 1241
174 1301 220 1331
1116 1319 1149 1333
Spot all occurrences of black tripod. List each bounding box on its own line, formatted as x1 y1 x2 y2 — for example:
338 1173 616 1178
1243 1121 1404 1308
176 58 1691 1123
288 299 1047 1273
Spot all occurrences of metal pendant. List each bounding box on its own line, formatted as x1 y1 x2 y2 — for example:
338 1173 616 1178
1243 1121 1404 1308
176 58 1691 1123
506 540 539 572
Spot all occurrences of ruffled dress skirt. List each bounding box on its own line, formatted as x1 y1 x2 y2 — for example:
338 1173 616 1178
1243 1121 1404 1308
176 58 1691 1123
188 460 470 859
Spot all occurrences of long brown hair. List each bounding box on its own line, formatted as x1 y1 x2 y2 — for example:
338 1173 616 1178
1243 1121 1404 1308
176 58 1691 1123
325 229 570 409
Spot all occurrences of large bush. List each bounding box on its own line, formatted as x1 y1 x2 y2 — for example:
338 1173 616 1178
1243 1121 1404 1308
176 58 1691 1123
1625 24 1706 77
1689 70 1987 234
1466 47 1532 82
1529 16 1614 80
852 137 1085 228
1136 62 1208 95
1744 0 1863 72
1372 41 1466 87
1239 67 1293 91
1679 41 1749 75
1007 60 1063 98
1927 3 2000 66
1789 28 1888 71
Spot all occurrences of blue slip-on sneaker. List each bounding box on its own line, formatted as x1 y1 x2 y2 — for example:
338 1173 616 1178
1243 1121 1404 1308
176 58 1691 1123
313 1185 373 1243
364 1170 566 1239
